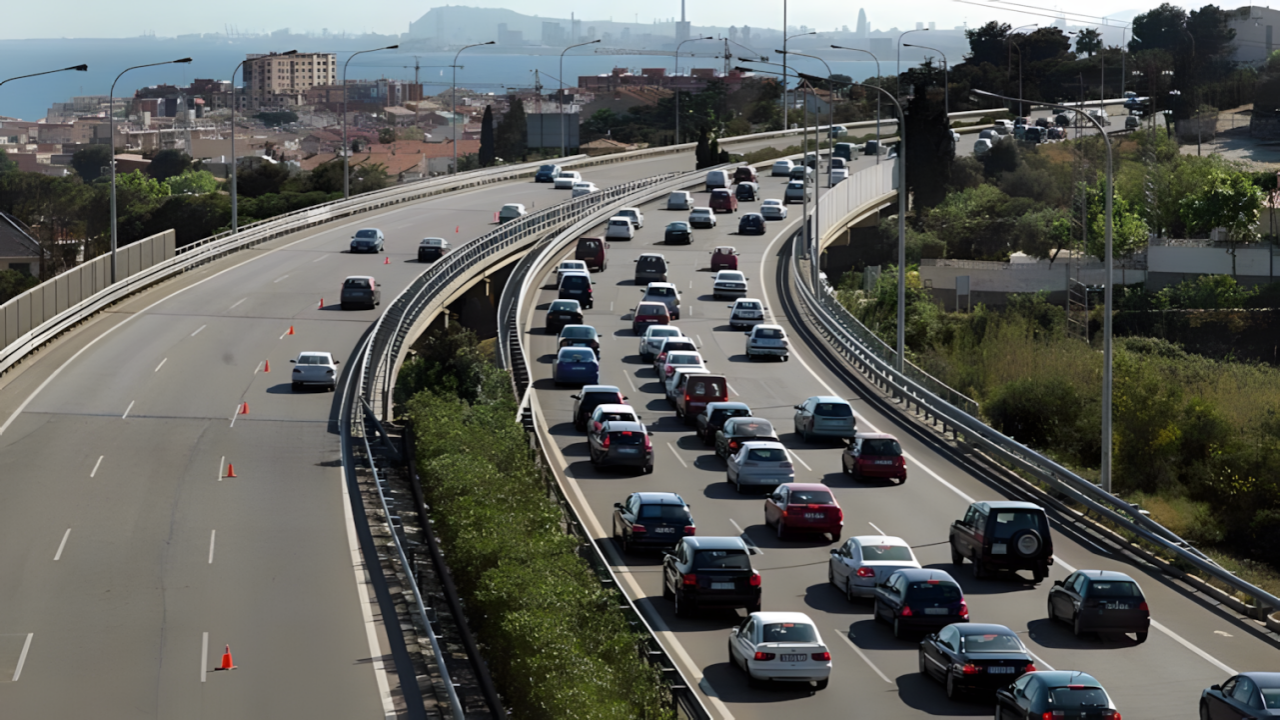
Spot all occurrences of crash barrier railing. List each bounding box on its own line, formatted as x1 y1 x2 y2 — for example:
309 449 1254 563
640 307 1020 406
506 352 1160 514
497 170 720 720
789 167 1280 616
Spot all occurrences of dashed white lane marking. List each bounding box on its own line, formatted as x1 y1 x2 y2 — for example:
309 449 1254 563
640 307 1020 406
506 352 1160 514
729 518 762 554
696 334 704 346
667 442 688 468
90 455 103 478
208 530 216 564
200 632 208 683
53 528 71 561
835 630 892 684
610 301 614 312
273 274 289 283
154 358 167 372
868 521 885 535
278 327 292 340
254 361 264 374
12 633 32 681
229 405 240 428
218 456 225 482
190 324 206 337
623 374 638 394
312 255 327 262
229 297 247 309
121 401 135 419
791 452 812 472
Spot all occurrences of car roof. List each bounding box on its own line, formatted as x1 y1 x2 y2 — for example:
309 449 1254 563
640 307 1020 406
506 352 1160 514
550 299 581 308
726 416 771 426
1077 570 1137 583
808 395 849 404
343 275 375 281
558 324 595 333
665 351 702 359
298 351 332 358
420 237 447 244
752 324 784 332
580 385 620 393
634 491 686 505
733 297 763 304
501 203 524 209
1241 673 1280 686
740 213 763 219
691 206 713 212
1027 671 1102 686
638 253 667 260
646 282 677 289
892 568 960 583
850 535 910 547
778 482 830 493
716 270 744 276
636 302 669 312
749 611 816 625
739 440 786 450
976 500 1045 512
593 403 634 414
667 221 690 227
856 432 897 440
682 536 748 550
644 324 677 334
761 198 782 204
603 420 646 433
656 335 693 344
955 623 1019 636
561 259 588 265
556 347 597 358
714 246 736 253
608 216 631 222
707 401 750 412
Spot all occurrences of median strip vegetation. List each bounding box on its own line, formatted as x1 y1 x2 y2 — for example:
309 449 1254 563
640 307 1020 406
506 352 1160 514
397 326 674 720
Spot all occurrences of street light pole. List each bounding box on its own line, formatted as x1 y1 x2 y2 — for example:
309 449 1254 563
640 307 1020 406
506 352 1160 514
903 43 948 119
675 36 713 144
776 49 833 185
782 30 816 130
229 50 296 233
831 45 882 165
560 39 600 157
449 42 490 174
0 64 87 89
109 58 192 284
343 44 399 196
974 88 1115 493
897 28 928 98
1006 24 1036 116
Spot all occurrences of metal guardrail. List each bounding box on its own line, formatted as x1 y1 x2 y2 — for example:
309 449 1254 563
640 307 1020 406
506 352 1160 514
790 165 1280 616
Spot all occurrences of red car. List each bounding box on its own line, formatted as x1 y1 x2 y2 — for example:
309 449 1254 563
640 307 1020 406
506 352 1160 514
842 432 907 483
765 483 844 540
733 166 759 184
709 189 738 213
710 246 739 272
631 301 671 335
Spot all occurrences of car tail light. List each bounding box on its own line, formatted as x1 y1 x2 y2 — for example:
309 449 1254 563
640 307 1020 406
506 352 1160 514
1042 713 1065 720
894 456 905 467
682 573 697 586
754 652 775 661
779 462 793 469
631 524 646 533
684 393 691 403
644 434 653 450
729 441 739 451
836 508 844 522
961 663 980 675
683 525 696 535
900 605 913 617
959 600 969 619
749 572 762 587
1103 712 1120 720
602 435 611 448
811 651 830 662
1138 601 1149 612
856 567 876 578
1024 663 1037 673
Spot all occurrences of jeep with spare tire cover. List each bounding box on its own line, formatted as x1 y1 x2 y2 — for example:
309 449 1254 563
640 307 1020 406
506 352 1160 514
949 501 1053 582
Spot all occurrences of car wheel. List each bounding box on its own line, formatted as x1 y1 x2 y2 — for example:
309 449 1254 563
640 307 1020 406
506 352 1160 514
1199 701 1210 720
1136 630 1148 643
621 534 631 555
643 464 653 475
827 563 835 586
1033 569 1046 584
674 591 687 618
945 671 958 699
918 650 928 676
950 541 963 566
831 530 841 542
846 577 857 603
1072 614 1085 638
972 559 987 580
1047 599 1057 623
815 678 829 691
872 599 883 623
995 706 1004 720
733 474 743 494
841 457 851 476
893 617 904 639
776 520 786 540
662 578 674 600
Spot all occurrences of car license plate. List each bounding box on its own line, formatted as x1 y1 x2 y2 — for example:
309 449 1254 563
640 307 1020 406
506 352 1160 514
1104 603 1129 610
876 459 893 465
988 666 1016 674
619 448 638 454
924 608 949 615
653 527 675 534
779 654 806 662
804 513 824 520
711 582 734 590
992 543 1008 555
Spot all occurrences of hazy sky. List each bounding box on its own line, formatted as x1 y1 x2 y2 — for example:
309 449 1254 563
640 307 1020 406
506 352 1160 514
0 0 1257 39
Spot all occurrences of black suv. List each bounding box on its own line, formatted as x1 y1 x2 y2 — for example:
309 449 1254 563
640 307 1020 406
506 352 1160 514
570 385 626 431
949 501 1054 582
663 536 762 617
558 273 594 308
612 492 695 553
696 402 752 444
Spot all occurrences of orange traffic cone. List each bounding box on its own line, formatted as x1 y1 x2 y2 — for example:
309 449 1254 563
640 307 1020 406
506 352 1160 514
239 402 249 415
263 360 270 373
384 256 390 264
224 463 237 478
286 325 294 335
219 645 237 671
318 298 324 309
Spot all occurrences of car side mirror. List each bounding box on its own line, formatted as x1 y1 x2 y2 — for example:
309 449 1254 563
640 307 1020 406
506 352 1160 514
571 394 581 399
289 359 296 363
614 502 623 509
794 405 803 411
622 396 629 401
748 547 761 556
334 360 340 364
1210 684 1221 691
829 549 839 556
1054 580 1064 587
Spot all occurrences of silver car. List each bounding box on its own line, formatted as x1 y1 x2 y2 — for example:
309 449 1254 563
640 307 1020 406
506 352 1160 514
713 270 749 300
291 351 339 391
760 199 788 221
745 324 789 360
639 325 681 362
784 181 809 204
640 282 681 320
689 207 717 228
729 298 767 329
828 535 922 600
726 441 795 493
793 396 857 442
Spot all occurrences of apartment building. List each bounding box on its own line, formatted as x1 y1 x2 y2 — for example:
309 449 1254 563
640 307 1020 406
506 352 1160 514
243 52 338 110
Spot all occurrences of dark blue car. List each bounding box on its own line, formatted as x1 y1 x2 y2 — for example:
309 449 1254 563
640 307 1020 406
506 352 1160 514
738 213 765 236
535 164 562 182
553 347 600 387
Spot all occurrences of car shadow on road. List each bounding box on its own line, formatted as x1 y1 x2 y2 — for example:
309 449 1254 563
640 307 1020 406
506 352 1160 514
896 672 992 715
643 398 671 413
560 440 591 458
842 618 918 652
690 451 726 472
741 523 836 551
612 327 637 337
621 354 648 365
920 562 1036 596
1023 618 1139 650
640 381 667 395
701 481 763 501
546 421 580 437
726 353 754 363
702 662 818 704
267 383 316 394
536 353 557 364
803 582 873 616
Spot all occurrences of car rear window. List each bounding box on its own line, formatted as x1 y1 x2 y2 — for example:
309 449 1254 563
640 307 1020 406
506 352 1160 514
960 633 1024 653
597 411 633 423
688 379 724 398
297 355 329 365
638 303 668 316
610 219 629 226
746 448 786 462
561 276 589 289
1264 690 1280 709
639 504 689 521
608 430 645 445
668 355 701 365
733 421 775 438
790 489 832 504
560 351 593 363
712 190 730 198
550 301 578 312
663 342 696 353
561 327 594 339
990 511 1047 540
862 439 902 456
720 272 745 282
1046 687 1110 709
861 544 913 562
736 301 761 310
647 287 676 298
761 623 818 643
906 582 962 601
815 403 853 417
693 549 750 570
578 239 601 251
754 328 783 339
638 257 667 270
1086 581 1142 599
583 391 621 405
344 278 370 288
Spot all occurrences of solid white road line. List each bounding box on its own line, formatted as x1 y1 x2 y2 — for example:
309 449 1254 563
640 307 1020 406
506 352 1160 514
121 401 134 419
229 405 240 428
868 521 885 535
340 462 397 718
12 633 32 681
1026 649 1055 672
208 530 216 564
1150 619 1236 675
312 255 326 262
273 274 289 283
200 632 208 683
54 528 70 561
696 334 704 346
218 456 225 482
90 455 103 478
154 358 167 372
835 630 892 684
279 328 291 340
229 297 247 309
254 361 263 375
792 452 812 472
190 324 206 337
666 442 688 468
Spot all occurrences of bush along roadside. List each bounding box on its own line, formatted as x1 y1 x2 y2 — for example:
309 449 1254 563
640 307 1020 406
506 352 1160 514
398 326 675 720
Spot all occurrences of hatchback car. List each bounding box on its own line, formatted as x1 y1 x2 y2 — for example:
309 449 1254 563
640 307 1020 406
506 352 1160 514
745 324 789 361
793 396 856 442
634 253 669 284
873 568 969 639
919 623 1037 699
733 166 759 184
726 441 795 492
716 417 778 459
710 189 738 213
697 401 752 444
662 536 762 616
729 298 767 329
552 347 599 386
545 299 584 333
498 203 527 222
640 282 681 319
349 228 384 253
553 170 583 189
828 125 848 137
830 157 848 170
571 182 599 198
587 403 641 435
689 207 717 228
674 373 727 423
418 237 451 262
604 216 635 240
660 350 707 380
830 168 849 185
710 246 739 272
784 180 809 204
638 324 681 362
1048 570 1150 641
654 340 699 374
765 483 843 540
558 271 595 309
772 158 794 176
534 163 561 182
613 492 695 553
571 385 626 431
828 535 921 600
1201 672 1280 720
574 236 608 272
290 351 340 391
668 190 694 210
712 270 749 300
554 259 590 284
664 222 692 245
588 420 654 474
738 213 766 235
340 275 380 310
665 367 710 404
834 142 855 160
728 612 831 690
632 302 671 335
760 199 788 221
842 432 906 482
790 165 814 182
735 182 759 202
950 500 1054 582
995 671 1120 720
557 324 601 357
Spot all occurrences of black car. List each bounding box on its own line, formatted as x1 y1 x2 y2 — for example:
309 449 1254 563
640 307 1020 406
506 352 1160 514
545 299 584 333
558 273 594 309
950 501 1054 582
715 417 778 458
738 213 766 235
557 324 601 357
589 420 654 473
995 671 1119 720
535 163 561 182
1047 570 1149 642
571 385 626 431
873 568 968 639
613 492 693 552
735 182 759 201
919 623 1036 699
349 227 384 253
664 222 693 245
1201 672 1280 719
696 401 752 444
662 536 761 617
340 275 380 309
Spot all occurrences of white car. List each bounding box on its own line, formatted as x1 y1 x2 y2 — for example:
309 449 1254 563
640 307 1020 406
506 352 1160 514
728 611 831 690
498 203 527 222
828 125 848 137
760 199 788 221
771 159 794 176
828 535 921 600
640 281 681 319
974 138 993 157
660 350 707 381
651 336 698 373
571 181 599 198
667 190 694 210
616 207 644 229
639 325 682 362
712 270 749 300
830 157 848 170
745 324 789 360
784 181 809 204
605 216 636 240
729 298 767 329
553 171 583 189
587 403 642 434
831 168 849 185
291 351 340 391
555 259 590 284
689 207 717 229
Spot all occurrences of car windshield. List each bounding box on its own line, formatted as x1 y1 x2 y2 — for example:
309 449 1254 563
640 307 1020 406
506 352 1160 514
737 302 761 310
354 230 378 239
639 504 688 521
343 278 370 288
608 430 644 445
712 409 750 423
815 403 853 417
761 623 818 643
559 351 593 363
663 342 696 353
647 287 675 298
960 633 1024 653
712 191 729 198
1046 687 1110 709
790 489 833 504
539 164 556 172
990 511 1046 540
746 448 787 462
862 544 913 562
649 328 678 338
297 355 330 365
562 327 594 339
668 224 689 231
611 220 629 226
862 439 902 456
732 421 775 438
906 582 962 601
755 328 783 339
1087 581 1142 599
692 549 750 570
688 379 723 397
550 301 578 313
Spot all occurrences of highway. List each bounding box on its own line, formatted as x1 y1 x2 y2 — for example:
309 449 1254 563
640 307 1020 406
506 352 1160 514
519 161 1280 718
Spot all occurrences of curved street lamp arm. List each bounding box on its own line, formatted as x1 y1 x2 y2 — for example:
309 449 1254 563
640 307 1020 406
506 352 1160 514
0 64 88 88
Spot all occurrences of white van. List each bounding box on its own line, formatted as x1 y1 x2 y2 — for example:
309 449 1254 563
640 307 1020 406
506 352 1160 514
771 159 794 177
668 191 693 210
604 216 636 240
705 169 730 190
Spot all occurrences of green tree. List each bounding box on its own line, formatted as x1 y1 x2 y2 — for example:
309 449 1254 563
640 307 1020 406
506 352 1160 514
1074 28 1103 56
147 149 192 181
0 148 16 175
164 169 218 195
0 267 40 303
495 96 527 161
1085 180 1149 262
926 183 1020 259
1129 2 1189 54
965 21 1013 66
139 194 231 246
904 61 955 213
255 110 298 127
71 145 113 182
479 105 496 167
117 170 170 201
235 162 289 197
377 127 396 144
1179 168 1264 274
